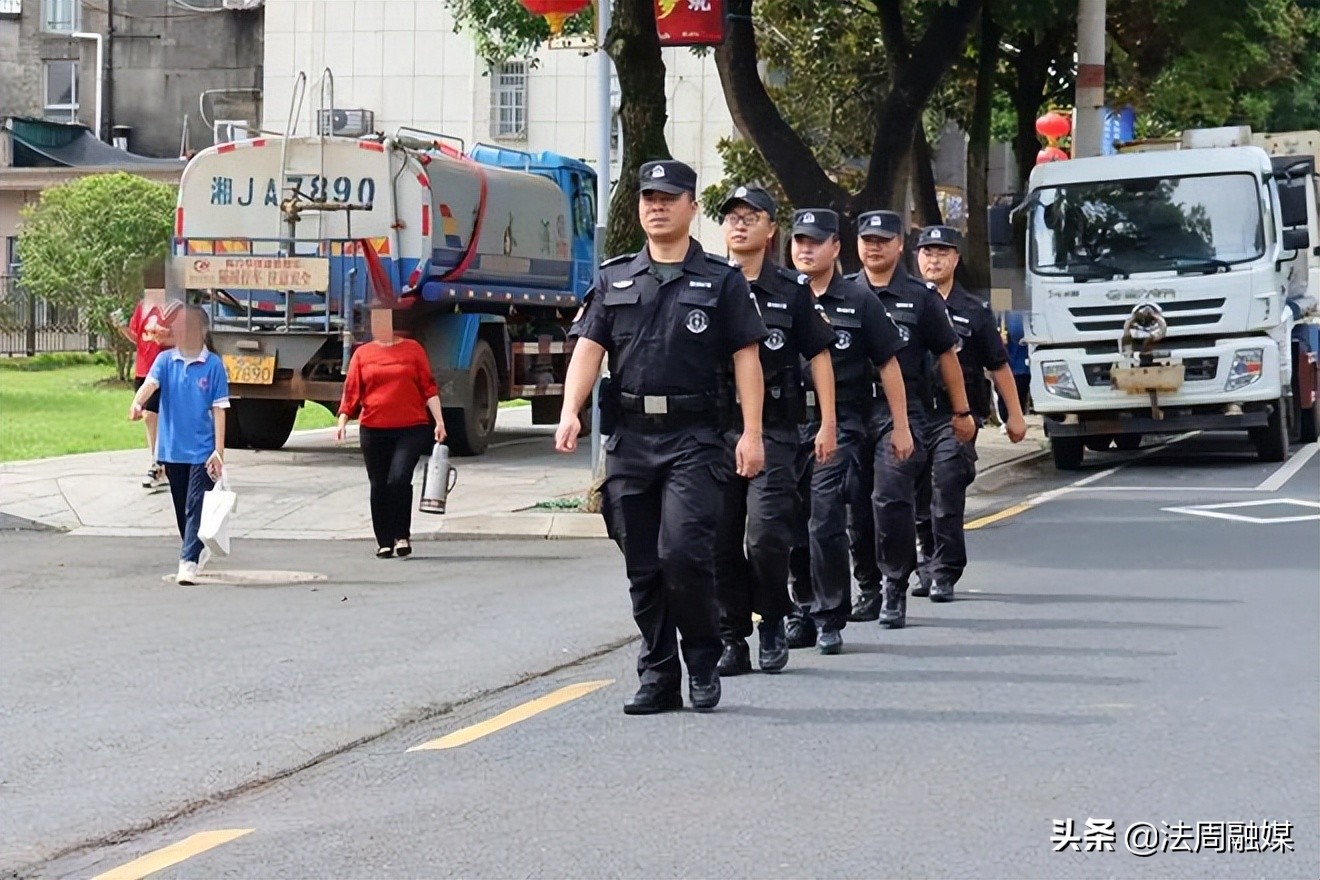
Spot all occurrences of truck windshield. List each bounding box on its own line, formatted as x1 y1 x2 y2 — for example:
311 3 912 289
1029 172 1265 278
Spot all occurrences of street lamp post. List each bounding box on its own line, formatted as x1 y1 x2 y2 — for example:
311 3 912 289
590 0 612 473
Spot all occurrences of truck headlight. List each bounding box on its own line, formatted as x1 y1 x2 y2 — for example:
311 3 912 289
1041 361 1080 399
1225 348 1264 392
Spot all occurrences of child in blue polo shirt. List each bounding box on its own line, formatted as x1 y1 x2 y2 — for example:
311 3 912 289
129 305 229 585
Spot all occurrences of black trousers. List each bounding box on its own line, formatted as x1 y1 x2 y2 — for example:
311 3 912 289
601 425 726 689
867 408 931 590
916 420 978 589
163 462 213 563
786 425 816 614
846 421 884 602
714 425 800 641
806 409 872 631
359 424 432 548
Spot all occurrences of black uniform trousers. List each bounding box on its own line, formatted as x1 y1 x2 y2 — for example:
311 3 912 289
786 424 816 615
714 425 800 641
915 419 979 589
846 418 885 603
600 422 726 690
866 406 932 591
806 407 872 631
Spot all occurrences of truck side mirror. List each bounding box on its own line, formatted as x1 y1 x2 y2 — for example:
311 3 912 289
988 203 1015 248
1282 227 1310 252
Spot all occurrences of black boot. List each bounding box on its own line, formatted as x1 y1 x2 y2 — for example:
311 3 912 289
878 579 907 628
689 670 721 711
757 618 789 673
785 613 817 649
717 639 752 676
848 589 882 621
623 683 683 715
929 582 954 603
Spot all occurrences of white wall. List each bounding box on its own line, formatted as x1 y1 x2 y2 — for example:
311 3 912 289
262 0 735 251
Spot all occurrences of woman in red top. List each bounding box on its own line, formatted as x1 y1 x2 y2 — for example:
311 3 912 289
117 292 179 489
336 310 445 558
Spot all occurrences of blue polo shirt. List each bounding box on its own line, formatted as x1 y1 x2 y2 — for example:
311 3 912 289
148 347 230 464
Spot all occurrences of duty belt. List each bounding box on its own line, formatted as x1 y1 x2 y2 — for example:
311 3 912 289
617 391 719 431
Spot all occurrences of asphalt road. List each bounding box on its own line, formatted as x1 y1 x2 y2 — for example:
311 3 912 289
4 434 1318 879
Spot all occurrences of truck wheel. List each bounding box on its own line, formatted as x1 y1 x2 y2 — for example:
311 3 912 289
1250 397 1289 463
1114 433 1143 452
230 399 300 450
443 340 499 456
1050 437 1085 470
224 406 246 449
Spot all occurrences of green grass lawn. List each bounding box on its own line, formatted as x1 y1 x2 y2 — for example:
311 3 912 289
0 357 336 463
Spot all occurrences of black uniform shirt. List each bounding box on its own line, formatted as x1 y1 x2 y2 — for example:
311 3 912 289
810 272 905 404
571 238 768 396
853 264 959 378
939 282 1008 418
750 263 836 389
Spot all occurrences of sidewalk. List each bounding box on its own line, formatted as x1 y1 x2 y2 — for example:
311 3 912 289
0 407 1046 541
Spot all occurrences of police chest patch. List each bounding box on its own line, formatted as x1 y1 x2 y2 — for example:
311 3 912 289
612 279 634 289
835 330 852 350
765 301 788 309
765 328 786 350
689 280 713 289
685 309 710 334
894 301 915 308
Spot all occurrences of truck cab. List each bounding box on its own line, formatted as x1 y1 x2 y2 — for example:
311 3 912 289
1023 126 1320 468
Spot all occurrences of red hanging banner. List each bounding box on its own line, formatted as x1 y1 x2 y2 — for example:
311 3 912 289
654 0 726 47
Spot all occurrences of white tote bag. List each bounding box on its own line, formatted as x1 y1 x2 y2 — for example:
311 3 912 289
199 473 238 556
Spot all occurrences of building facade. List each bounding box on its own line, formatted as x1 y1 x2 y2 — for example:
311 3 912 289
262 0 737 251
0 0 264 159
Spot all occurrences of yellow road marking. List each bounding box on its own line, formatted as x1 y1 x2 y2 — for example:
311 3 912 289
965 501 1034 530
91 829 254 880
408 679 614 751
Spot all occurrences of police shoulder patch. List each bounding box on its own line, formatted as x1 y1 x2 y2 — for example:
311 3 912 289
925 280 938 290
600 252 636 268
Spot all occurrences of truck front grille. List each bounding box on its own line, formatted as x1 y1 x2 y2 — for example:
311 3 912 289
1068 298 1227 334
1083 356 1219 387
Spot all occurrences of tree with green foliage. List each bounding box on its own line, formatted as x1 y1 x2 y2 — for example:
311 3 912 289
442 0 669 257
16 173 177 380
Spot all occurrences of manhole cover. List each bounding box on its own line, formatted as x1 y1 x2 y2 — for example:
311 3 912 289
160 569 328 586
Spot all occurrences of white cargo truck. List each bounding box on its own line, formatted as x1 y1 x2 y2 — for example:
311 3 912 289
1023 126 1320 469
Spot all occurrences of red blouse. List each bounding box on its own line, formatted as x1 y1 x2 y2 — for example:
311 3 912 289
338 339 439 429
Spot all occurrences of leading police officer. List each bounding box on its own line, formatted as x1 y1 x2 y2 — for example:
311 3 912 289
791 208 911 655
847 210 975 628
556 160 769 715
712 185 838 676
913 225 1027 601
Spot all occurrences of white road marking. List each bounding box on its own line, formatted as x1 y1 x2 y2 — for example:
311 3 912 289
1069 486 1263 493
1255 442 1320 493
1163 498 1320 524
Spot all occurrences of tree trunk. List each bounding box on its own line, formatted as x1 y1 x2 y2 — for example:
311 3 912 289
962 6 999 298
911 126 943 228
603 0 670 258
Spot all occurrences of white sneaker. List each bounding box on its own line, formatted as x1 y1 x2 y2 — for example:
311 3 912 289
176 560 199 585
197 548 211 573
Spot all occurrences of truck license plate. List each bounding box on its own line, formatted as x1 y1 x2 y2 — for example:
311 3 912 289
223 354 276 385
1111 363 1184 394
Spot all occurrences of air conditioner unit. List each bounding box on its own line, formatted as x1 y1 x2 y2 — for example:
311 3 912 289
213 119 249 144
317 109 375 138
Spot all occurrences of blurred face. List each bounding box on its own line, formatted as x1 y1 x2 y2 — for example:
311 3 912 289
858 234 902 276
722 204 774 255
638 190 698 243
370 308 395 343
791 235 840 280
178 308 207 351
918 245 959 285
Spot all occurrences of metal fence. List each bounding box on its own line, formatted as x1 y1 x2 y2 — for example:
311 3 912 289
0 276 102 357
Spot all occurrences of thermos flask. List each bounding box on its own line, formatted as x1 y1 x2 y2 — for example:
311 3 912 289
419 442 458 514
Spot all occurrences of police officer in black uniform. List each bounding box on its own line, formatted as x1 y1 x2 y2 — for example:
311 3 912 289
790 208 911 654
557 160 769 715
847 210 976 628
712 185 838 676
913 225 1027 601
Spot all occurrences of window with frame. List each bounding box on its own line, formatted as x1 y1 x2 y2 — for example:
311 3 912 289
490 62 527 140
43 59 78 121
0 0 23 19
41 0 79 31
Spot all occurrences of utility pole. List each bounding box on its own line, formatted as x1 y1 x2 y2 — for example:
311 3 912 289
1073 0 1106 158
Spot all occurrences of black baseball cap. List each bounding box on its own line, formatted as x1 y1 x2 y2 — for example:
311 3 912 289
916 225 962 250
791 208 839 241
719 185 777 219
639 160 697 195
857 210 903 239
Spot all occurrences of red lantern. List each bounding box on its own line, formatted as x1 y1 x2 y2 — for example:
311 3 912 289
654 0 726 47
518 0 591 36
1035 111 1072 142
1036 146 1070 165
